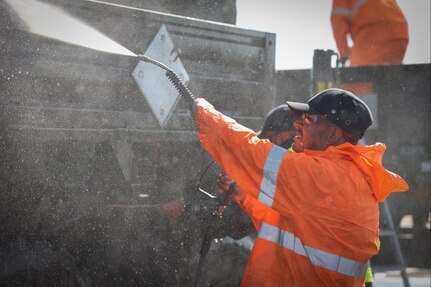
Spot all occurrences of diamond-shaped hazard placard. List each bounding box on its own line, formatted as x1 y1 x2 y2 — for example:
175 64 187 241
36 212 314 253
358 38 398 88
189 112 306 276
132 25 189 127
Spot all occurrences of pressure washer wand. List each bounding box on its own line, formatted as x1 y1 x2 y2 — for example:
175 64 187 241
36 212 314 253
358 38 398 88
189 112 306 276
136 54 196 109
194 183 235 287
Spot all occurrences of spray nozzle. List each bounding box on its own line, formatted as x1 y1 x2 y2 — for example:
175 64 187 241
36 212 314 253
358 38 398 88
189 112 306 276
136 54 195 108
137 54 171 72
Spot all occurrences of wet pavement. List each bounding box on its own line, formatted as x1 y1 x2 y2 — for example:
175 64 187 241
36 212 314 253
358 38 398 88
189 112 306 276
373 268 430 287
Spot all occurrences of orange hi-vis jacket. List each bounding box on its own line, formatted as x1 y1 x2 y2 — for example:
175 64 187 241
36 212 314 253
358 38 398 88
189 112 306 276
331 0 409 66
196 101 408 287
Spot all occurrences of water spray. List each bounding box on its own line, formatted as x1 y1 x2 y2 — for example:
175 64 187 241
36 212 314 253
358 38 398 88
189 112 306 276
6 2 224 284
6 0 196 109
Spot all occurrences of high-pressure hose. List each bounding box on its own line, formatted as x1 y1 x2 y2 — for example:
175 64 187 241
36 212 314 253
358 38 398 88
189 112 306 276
194 183 234 287
136 54 224 286
136 54 195 109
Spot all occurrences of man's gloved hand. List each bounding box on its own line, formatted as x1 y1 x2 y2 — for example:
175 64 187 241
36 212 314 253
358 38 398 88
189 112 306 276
215 172 246 203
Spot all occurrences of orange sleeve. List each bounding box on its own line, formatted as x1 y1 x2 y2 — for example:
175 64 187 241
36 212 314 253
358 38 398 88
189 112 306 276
331 0 352 59
237 194 269 230
196 102 272 202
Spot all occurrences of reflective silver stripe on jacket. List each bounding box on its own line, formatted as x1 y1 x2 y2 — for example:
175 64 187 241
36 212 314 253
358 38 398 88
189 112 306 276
258 145 287 208
258 223 368 277
332 0 367 20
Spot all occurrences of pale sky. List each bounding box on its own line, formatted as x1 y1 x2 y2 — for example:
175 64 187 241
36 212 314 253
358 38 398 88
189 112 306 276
236 0 431 70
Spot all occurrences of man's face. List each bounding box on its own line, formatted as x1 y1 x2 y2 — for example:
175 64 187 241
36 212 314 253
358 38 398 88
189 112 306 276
293 113 337 152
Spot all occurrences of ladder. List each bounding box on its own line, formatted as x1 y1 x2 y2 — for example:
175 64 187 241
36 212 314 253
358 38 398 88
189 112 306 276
375 201 411 287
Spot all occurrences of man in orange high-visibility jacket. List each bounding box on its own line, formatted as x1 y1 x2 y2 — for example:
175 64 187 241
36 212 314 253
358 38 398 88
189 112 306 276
219 103 375 287
192 88 408 287
331 0 409 66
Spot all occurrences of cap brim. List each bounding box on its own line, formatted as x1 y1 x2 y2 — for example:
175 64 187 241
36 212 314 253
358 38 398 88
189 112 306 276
286 101 310 115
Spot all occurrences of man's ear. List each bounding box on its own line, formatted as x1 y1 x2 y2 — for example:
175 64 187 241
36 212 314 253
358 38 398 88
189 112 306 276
328 126 345 145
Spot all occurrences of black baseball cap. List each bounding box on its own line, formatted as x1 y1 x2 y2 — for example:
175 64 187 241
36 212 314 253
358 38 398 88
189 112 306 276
286 88 373 140
257 104 298 138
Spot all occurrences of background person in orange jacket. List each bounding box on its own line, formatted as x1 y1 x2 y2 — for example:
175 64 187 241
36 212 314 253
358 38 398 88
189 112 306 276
331 0 409 66
256 104 299 150
192 88 408 286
